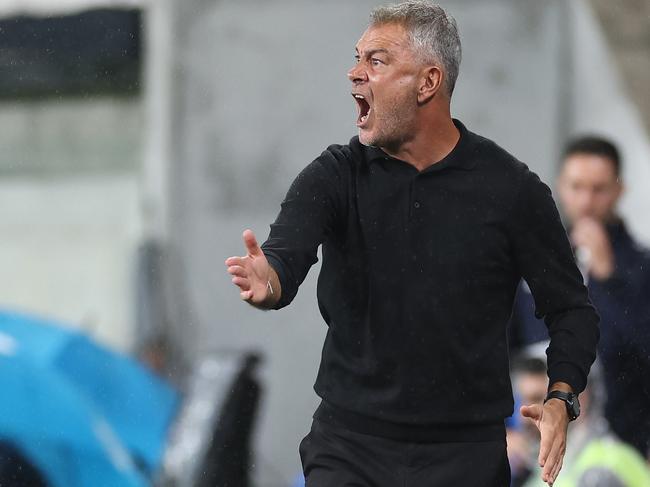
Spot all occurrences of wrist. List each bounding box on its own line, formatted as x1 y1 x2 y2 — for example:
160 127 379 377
544 397 568 415
545 389 580 421
548 381 573 394
260 279 277 307
255 268 281 309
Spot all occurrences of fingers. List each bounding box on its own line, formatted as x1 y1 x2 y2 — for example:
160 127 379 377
537 421 553 468
224 228 264 268
225 229 264 303
520 404 542 422
541 435 565 484
243 229 262 256
227 265 247 278
225 256 246 267
231 276 250 291
549 454 564 484
227 262 252 295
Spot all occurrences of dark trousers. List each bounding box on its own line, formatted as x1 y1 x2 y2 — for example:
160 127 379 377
299 418 511 487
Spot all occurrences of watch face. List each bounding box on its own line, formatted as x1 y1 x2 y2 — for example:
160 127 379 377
566 393 580 420
573 395 581 417
546 391 581 420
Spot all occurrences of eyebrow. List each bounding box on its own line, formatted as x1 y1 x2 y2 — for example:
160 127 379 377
355 47 390 57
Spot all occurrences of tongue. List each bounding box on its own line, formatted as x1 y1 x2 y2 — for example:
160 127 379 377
360 107 371 123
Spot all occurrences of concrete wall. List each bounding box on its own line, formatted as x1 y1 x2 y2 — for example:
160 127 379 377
590 0 650 134
570 0 650 244
0 98 144 351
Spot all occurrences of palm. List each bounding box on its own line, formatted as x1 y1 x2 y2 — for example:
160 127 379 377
242 249 270 301
521 402 569 485
225 229 271 303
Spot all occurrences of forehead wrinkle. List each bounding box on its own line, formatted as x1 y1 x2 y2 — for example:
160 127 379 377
357 38 404 55
356 25 410 55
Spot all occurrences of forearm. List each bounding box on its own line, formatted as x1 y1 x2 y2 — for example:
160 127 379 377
509 170 600 394
545 306 599 394
548 381 573 393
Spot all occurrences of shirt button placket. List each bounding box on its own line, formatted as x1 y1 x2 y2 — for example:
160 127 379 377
408 175 422 222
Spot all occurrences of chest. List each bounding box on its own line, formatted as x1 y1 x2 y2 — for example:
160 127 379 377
351 164 515 280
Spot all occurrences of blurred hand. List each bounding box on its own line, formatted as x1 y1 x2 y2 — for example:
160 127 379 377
570 217 614 280
520 399 569 486
506 429 532 475
225 229 274 306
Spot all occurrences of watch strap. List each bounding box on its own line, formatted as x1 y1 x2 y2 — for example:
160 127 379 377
544 390 579 421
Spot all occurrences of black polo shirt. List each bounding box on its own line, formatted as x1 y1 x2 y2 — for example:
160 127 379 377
261 118 600 442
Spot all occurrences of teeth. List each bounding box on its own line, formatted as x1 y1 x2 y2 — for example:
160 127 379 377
354 94 365 99
359 108 371 124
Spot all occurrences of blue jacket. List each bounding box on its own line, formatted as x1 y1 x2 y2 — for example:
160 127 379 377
509 218 650 457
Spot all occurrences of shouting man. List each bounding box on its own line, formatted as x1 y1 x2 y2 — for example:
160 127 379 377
225 2 600 486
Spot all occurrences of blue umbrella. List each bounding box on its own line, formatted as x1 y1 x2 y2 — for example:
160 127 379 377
0 310 180 474
0 353 148 487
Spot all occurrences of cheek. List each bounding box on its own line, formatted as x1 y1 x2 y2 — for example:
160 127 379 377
596 191 618 209
377 90 413 118
370 76 415 106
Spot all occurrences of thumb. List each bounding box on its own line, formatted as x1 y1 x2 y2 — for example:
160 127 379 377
520 404 543 421
243 229 263 257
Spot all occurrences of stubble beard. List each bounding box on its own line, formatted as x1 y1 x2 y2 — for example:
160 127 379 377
360 94 416 151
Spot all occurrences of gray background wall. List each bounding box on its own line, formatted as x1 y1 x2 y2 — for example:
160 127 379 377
0 97 143 351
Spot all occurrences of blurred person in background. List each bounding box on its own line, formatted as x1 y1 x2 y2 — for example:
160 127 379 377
508 356 650 487
509 136 650 461
507 356 549 487
225 1 600 485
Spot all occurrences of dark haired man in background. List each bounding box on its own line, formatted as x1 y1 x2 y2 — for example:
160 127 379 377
509 136 650 461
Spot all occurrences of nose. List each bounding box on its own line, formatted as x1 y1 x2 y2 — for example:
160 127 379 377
347 63 367 84
573 190 596 216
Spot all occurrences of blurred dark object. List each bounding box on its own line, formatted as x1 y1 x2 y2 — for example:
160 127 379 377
196 353 261 487
134 240 181 380
0 442 48 487
161 352 263 487
138 333 171 376
0 8 141 98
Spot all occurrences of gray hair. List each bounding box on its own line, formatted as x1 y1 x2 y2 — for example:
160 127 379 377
370 1 462 97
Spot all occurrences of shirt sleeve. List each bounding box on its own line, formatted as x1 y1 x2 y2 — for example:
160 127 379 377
260 151 343 310
508 168 600 394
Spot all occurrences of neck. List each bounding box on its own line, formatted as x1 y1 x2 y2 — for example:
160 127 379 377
380 108 460 172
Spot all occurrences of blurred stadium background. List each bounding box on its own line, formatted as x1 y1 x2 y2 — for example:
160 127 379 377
1 0 649 485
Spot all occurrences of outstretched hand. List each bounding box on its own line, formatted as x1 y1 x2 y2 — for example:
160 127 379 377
520 399 569 486
225 229 274 306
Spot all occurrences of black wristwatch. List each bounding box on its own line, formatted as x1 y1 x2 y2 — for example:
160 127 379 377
544 390 580 421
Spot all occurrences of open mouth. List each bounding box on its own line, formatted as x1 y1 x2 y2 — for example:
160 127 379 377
352 93 372 127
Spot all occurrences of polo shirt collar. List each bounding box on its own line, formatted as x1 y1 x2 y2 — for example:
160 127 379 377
364 118 476 172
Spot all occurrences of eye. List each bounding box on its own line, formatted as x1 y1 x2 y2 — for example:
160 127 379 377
371 58 384 66
354 55 360 64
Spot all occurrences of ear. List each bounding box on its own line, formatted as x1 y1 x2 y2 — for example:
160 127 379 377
417 65 444 104
613 179 624 201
